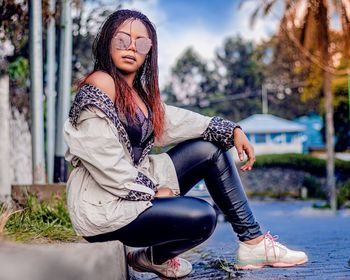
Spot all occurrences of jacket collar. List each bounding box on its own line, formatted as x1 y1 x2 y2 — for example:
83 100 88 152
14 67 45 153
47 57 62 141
69 84 154 166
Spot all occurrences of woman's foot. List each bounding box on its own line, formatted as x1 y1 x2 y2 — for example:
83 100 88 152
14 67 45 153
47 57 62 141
235 231 308 270
127 248 192 279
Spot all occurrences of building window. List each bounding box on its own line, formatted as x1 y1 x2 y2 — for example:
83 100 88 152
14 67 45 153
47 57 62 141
255 134 266 143
286 132 296 143
270 133 283 143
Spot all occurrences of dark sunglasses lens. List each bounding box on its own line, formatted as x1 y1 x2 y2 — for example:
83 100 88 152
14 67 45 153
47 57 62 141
115 33 131 50
135 38 152 54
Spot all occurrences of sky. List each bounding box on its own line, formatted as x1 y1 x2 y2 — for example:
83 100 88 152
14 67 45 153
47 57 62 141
102 0 281 87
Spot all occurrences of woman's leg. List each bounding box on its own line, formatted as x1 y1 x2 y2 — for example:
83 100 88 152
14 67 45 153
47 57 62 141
167 139 308 270
84 196 217 264
167 138 262 242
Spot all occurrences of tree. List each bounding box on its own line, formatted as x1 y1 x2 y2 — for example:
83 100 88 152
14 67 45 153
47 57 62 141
164 47 219 110
258 34 320 119
249 0 350 212
164 38 266 121
214 36 264 120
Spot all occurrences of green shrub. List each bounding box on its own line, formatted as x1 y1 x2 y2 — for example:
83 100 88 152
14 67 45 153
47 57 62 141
302 175 327 199
337 180 350 208
255 153 350 179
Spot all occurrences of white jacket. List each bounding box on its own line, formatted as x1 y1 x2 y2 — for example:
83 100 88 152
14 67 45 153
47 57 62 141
64 84 238 236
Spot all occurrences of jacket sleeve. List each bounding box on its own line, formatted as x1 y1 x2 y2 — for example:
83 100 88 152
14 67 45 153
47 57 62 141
64 114 157 201
156 103 241 150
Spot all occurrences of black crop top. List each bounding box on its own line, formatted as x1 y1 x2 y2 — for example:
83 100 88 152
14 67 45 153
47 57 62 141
121 107 153 163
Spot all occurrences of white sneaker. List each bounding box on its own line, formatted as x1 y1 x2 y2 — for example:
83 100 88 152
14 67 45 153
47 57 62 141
235 231 308 269
127 248 193 279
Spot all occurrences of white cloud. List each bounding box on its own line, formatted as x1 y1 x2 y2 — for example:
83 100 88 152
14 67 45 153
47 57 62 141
158 25 232 87
123 0 166 25
122 0 281 89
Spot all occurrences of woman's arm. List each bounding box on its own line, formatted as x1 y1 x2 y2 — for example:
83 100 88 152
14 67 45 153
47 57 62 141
157 103 255 171
155 103 212 147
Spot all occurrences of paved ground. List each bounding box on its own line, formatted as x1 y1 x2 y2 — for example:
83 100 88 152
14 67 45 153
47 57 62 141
129 200 350 280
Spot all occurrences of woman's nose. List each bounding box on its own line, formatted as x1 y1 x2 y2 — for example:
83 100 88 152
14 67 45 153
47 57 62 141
127 38 137 52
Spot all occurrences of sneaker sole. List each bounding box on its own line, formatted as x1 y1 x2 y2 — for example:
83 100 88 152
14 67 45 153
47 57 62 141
132 266 192 280
128 253 192 279
234 256 308 270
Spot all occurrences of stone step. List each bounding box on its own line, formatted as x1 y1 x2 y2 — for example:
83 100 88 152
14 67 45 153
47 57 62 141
0 240 128 280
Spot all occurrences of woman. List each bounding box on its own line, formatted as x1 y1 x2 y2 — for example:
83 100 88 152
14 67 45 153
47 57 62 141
64 9 308 279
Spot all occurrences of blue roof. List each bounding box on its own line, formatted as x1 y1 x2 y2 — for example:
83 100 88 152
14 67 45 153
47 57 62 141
238 114 306 133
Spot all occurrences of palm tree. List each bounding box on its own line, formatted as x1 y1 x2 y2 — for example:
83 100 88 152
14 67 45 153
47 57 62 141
248 0 350 212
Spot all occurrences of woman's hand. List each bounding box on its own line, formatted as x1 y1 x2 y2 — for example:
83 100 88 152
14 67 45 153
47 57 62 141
154 187 175 198
233 128 256 172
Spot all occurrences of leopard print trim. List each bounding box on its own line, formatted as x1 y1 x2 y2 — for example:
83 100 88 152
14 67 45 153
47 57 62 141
125 190 152 201
124 171 156 201
137 138 154 165
202 116 239 150
135 171 157 191
69 84 134 161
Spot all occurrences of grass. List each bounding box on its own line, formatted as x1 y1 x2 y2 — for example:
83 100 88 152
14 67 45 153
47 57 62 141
203 255 245 278
0 204 15 240
2 193 80 243
199 250 237 274
207 258 235 273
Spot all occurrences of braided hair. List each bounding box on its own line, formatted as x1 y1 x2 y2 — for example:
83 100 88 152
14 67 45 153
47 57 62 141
81 9 164 139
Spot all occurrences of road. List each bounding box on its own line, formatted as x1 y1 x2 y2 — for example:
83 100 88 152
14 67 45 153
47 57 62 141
130 200 350 280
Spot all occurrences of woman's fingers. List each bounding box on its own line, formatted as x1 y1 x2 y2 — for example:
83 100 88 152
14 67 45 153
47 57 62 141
154 187 175 197
240 147 256 171
233 128 256 171
236 145 244 161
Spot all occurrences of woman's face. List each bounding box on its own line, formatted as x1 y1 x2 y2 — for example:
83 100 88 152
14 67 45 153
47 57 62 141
111 19 151 75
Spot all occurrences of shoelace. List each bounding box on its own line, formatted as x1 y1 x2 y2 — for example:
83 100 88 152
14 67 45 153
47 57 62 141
166 257 180 278
264 231 280 262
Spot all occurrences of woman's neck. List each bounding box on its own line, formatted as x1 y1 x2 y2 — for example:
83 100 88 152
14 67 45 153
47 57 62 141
122 72 136 87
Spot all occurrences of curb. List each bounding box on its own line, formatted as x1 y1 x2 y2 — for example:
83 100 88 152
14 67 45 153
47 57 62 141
0 240 128 280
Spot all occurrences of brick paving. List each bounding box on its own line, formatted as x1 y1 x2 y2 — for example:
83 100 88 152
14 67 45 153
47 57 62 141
129 200 350 280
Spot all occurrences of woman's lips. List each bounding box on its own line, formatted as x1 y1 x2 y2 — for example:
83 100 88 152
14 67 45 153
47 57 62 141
122 55 136 62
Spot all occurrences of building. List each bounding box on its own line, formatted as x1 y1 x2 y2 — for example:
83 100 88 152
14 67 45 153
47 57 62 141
294 113 325 153
238 114 306 155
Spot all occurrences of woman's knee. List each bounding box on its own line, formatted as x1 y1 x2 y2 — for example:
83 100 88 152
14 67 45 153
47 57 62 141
179 139 224 162
185 197 218 239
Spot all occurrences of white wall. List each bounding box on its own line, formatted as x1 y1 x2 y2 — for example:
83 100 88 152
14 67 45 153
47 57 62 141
252 142 304 155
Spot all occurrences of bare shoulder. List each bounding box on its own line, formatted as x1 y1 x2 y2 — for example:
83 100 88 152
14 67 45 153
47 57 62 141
84 71 116 101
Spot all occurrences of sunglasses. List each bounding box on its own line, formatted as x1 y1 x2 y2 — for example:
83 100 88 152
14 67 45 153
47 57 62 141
114 32 152 55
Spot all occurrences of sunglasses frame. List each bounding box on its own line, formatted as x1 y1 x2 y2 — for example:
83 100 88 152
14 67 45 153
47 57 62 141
114 32 152 55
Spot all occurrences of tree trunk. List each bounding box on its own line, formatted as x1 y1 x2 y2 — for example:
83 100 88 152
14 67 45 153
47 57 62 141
0 75 11 202
323 69 336 213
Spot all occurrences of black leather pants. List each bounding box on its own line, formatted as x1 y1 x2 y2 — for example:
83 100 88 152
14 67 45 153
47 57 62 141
168 139 262 242
84 139 262 264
